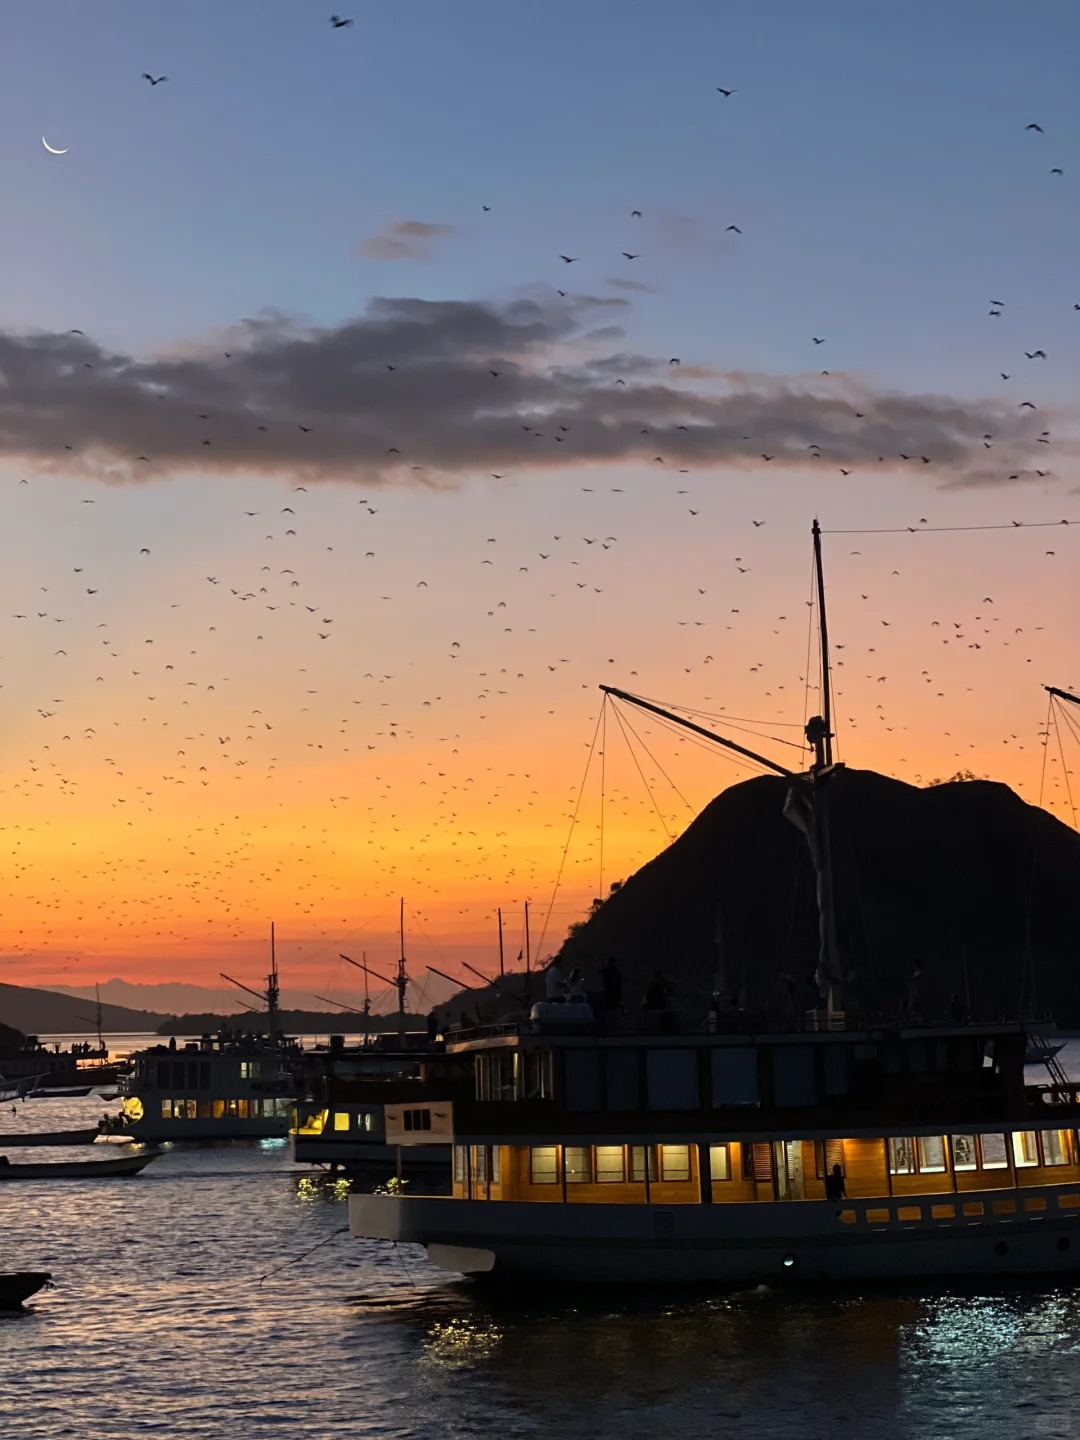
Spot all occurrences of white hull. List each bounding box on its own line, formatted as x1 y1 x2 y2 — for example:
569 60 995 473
350 1186 1080 1284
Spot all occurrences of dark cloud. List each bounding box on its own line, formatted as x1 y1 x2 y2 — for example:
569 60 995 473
358 219 457 261
0 293 1060 487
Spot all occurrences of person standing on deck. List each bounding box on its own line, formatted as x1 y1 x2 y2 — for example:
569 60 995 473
825 1164 847 1201
544 959 568 1003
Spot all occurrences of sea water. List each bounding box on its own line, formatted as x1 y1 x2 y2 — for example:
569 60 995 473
2 1051 1080 1438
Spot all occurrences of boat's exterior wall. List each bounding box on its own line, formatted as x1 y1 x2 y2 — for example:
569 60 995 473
124 1115 290 1140
349 1184 1080 1283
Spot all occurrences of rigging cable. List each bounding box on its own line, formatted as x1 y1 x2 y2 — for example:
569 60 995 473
533 702 606 966
1038 690 1053 810
1052 699 1078 831
598 697 607 905
609 701 700 815
822 519 1078 535
802 553 817 740
608 702 677 845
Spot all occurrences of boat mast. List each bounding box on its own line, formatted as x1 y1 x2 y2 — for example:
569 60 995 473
1045 686 1080 708
397 898 408 1038
811 518 835 768
266 922 280 1037
524 900 531 977
497 907 505 976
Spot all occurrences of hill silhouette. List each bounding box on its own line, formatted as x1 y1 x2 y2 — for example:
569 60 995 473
441 768 1080 1030
0 983 168 1036
549 767 1080 1026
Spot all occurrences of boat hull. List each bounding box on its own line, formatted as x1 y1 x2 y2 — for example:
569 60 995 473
124 1117 290 1142
350 1186 1080 1285
0 1153 157 1179
0 1128 101 1147
0 1272 52 1308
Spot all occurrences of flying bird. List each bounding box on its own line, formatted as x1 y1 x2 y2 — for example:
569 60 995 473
621 252 640 260
142 73 167 85
726 225 742 234
329 14 353 26
1026 123 1044 132
559 255 579 264
716 87 736 97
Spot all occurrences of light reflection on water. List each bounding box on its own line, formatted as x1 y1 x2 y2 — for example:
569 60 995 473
4 1074 1080 1436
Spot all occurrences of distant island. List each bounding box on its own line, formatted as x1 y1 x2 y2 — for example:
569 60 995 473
0 982 170 1037
156 1009 431 1037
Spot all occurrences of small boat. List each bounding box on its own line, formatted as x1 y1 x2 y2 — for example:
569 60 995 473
0 1152 158 1180
0 1127 101 1147
0 1272 52 1309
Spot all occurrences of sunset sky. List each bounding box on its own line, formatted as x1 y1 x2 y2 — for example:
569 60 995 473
2 1 1078 1013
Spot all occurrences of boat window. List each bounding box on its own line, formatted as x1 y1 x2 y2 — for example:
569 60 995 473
213 1099 226 1119
471 1146 487 1183
156 1062 169 1088
814 1139 845 1178
709 1144 730 1181
161 1099 173 1119
711 1047 759 1107
196 1101 212 1119
596 1146 625 1183
453 1146 466 1183
917 1137 947 1173
630 1146 658 1183
1040 1130 1071 1167
522 1050 554 1101
565 1050 602 1111
565 1146 592 1183
772 1046 817 1107
333 1112 350 1132
403 1108 432 1132
951 1135 977 1171
490 1147 501 1184
240 1061 261 1080
660 1145 691 1182
605 1049 640 1111
822 1046 850 1096
646 1049 698 1110
888 1138 916 1175
1012 1132 1039 1168
357 1110 375 1133
530 1146 559 1184
980 1134 1008 1169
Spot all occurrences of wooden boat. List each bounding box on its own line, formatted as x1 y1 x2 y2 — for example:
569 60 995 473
0 1272 52 1309
0 1152 157 1180
0 1127 101 1147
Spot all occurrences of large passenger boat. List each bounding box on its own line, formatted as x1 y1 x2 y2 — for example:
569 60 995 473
349 522 1080 1284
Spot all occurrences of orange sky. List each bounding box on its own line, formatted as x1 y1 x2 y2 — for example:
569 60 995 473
1 464 1077 1008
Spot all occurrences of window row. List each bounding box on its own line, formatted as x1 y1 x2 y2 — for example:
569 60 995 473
331 1110 377 1133
159 1097 291 1119
525 1143 732 1185
887 1130 1074 1176
153 1060 263 1090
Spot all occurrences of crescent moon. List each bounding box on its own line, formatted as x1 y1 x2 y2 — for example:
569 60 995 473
42 137 69 155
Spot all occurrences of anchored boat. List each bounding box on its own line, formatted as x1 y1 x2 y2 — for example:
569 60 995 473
0 1272 52 1308
350 522 1080 1285
0 1152 157 1180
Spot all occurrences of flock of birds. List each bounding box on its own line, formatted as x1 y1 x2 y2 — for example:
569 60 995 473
4 25 1077 1000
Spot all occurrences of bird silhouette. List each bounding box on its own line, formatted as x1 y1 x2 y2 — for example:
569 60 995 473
142 73 167 85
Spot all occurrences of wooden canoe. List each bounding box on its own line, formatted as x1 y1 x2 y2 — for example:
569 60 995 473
0 1127 101 1147
0 1152 158 1179
0 1272 52 1308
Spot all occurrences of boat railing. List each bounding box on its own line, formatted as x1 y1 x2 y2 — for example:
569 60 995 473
833 1184 1080 1231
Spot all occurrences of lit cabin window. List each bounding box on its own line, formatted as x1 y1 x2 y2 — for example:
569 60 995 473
1013 1132 1039 1168
530 1146 559 1184
660 1145 691 1181
709 1144 730 1181
630 1146 658 1182
888 1138 914 1175
239 1061 260 1080
453 1146 466 1183
565 1146 592 1183
472 1146 487 1183
951 1136 977 1171
161 1099 173 1119
212 1100 226 1119
980 1134 1008 1169
490 1147 501 1184
1040 1130 1071 1166
358 1111 375 1133
917 1137 946 1173
333 1112 350 1132
595 1146 625 1183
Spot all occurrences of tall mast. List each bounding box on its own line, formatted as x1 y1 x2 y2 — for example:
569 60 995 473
524 900 531 976
497 907 505 976
811 517 834 768
94 982 105 1060
362 950 371 1046
397 898 408 1037
266 921 280 1036
1045 686 1080 708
